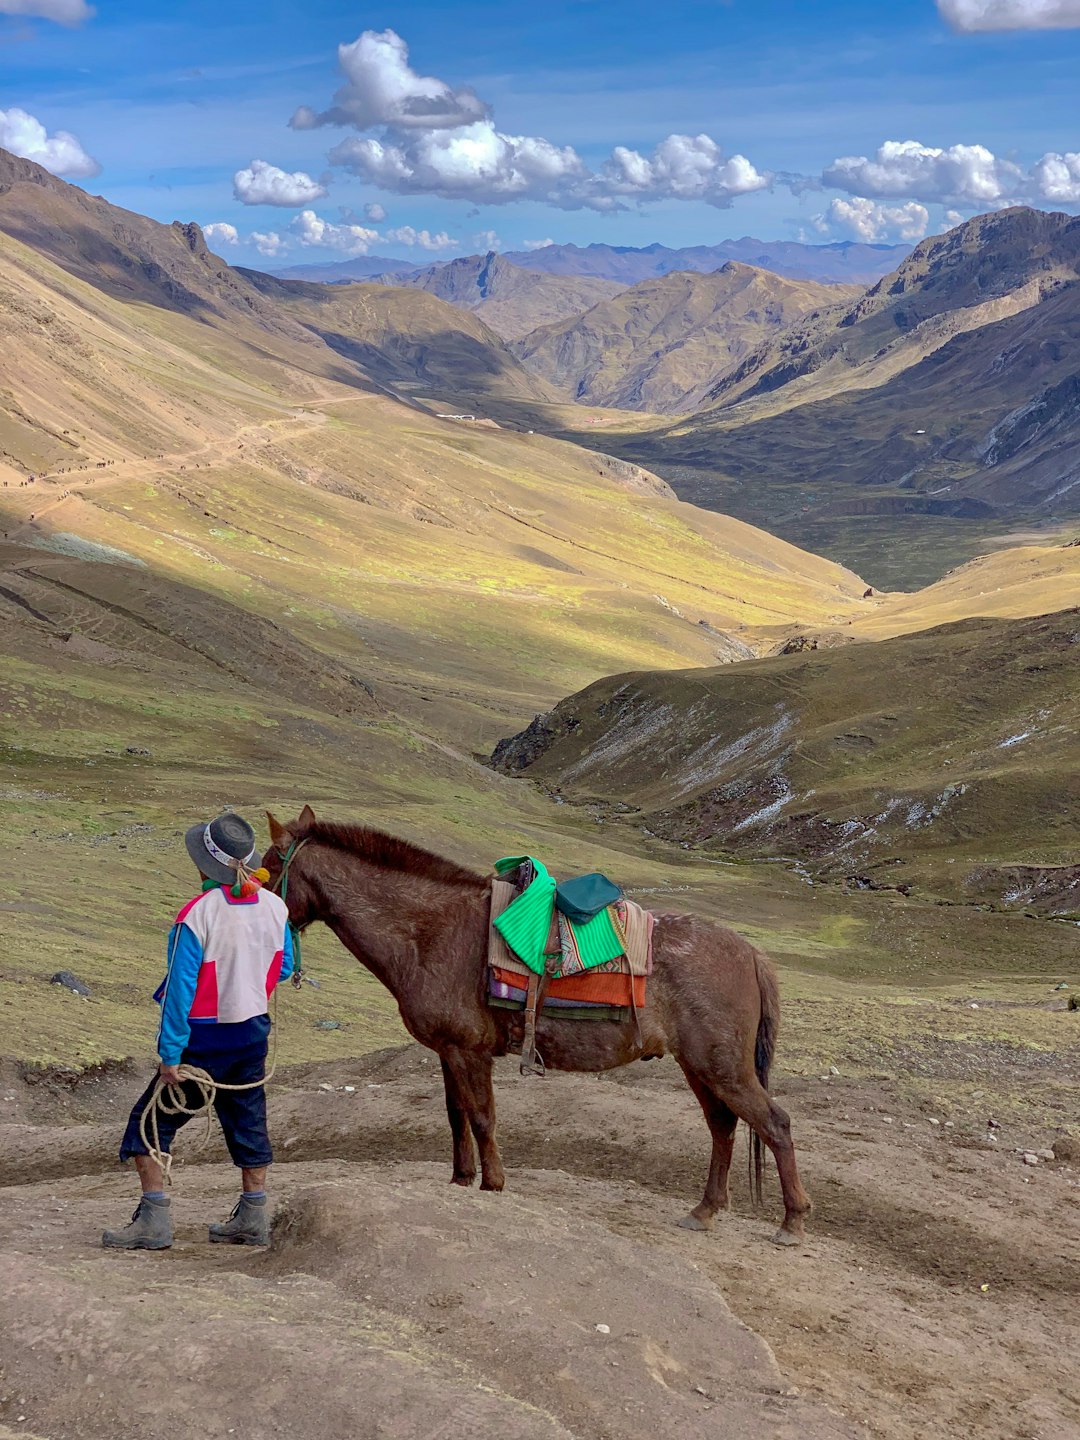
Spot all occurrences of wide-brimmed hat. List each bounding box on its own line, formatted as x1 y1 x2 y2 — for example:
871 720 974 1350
184 812 262 885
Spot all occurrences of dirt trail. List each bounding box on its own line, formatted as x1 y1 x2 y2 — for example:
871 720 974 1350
1 1047 1077 1440
5 400 333 536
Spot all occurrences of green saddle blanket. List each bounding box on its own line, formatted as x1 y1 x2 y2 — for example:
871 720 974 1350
493 856 625 977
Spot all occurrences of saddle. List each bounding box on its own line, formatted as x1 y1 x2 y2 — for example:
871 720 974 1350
488 857 653 1076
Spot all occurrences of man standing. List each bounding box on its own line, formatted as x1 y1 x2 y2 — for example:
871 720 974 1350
103 812 293 1251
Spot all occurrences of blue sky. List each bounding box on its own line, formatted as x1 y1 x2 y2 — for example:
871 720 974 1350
1 0 1078 268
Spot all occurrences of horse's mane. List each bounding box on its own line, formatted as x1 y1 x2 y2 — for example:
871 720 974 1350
295 819 488 889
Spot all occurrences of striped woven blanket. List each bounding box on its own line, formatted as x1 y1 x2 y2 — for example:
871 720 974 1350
487 876 653 1020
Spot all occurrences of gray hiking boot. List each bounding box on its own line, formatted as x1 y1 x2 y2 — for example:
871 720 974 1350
102 1195 173 1251
208 1193 269 1246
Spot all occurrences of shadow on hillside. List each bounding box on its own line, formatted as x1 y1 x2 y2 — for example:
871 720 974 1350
0 532 378 718
1 215 220 320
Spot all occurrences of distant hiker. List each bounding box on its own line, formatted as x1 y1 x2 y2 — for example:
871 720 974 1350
103 813 293 1252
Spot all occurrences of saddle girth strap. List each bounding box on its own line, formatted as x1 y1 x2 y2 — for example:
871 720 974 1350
520 910 560 1077
520 972 547 1077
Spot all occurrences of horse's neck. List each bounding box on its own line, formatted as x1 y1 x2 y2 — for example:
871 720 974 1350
319 853 487 994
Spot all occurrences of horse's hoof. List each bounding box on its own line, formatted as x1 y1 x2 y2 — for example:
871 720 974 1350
678 1212 713 1232
479 1178 505 1193
769 1228 802 1247
450 1174 476 1188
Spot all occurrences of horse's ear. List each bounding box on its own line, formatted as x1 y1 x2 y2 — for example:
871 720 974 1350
298 803 317 826
266 811 288 848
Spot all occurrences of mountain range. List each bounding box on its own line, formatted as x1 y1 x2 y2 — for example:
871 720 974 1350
4 142 1078 593
594 207 1080 579
1 144 1079 1044
273 235 912 289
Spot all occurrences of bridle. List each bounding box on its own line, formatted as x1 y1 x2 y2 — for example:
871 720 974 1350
270 835 310 988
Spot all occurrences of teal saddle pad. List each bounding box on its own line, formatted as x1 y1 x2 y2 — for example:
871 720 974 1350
554 872 623 926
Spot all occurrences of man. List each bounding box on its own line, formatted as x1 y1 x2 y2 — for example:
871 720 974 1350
103 812 293 1251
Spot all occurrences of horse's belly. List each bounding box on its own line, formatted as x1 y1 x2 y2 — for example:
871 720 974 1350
500 1010 666 1073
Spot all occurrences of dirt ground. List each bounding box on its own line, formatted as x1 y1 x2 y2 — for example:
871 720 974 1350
1 1045 1078 1440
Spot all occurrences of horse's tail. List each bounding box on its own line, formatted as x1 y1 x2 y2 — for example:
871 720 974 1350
748 948 780 1207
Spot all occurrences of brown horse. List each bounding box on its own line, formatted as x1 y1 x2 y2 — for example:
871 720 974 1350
265 807 812 1245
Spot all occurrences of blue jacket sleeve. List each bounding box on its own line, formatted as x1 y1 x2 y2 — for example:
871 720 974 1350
156 923 203 1065
277 923 295 986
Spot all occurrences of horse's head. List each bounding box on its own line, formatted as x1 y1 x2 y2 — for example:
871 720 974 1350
264 804 319 927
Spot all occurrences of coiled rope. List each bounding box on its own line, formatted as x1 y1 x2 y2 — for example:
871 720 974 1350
138 991 280 1184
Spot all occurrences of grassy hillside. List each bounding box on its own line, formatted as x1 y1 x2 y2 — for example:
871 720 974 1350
492 608 1080 911
513 264 853 413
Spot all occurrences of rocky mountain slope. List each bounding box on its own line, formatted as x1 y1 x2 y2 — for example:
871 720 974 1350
690 207 1080 417
513 264 854 413
366 251 625 340
0 147 556 418
492 604 1080 910
505 237 912 286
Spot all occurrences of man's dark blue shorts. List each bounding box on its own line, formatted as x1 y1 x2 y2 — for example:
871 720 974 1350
119 1015 273 1170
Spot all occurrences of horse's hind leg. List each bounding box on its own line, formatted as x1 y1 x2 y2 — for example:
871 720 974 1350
440 1057 476 1187
721 1079 812 1246
678 1070 737 1232
443 1048 505 1192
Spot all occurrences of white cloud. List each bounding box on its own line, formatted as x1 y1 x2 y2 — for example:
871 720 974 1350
329 120 593 208
523 238 555 250
233 159 327 207
824 139 1022 204
382 224 455 250
814 196 931 243
938 0 1080 29
251 231 286 258
0 106 99 177
944 209 966 227
472 229 502 251
289 209 380 254
0 0 93 23
823 137 1080 209
330 118 767 211
298 28 770 212
1031 151 1080 202
203 222 240 247
601 134 769 207
290 28 487 133
363 201 387 222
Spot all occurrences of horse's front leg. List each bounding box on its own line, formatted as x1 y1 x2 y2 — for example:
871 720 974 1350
440 1056 477 1186
443 1047 504 1192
